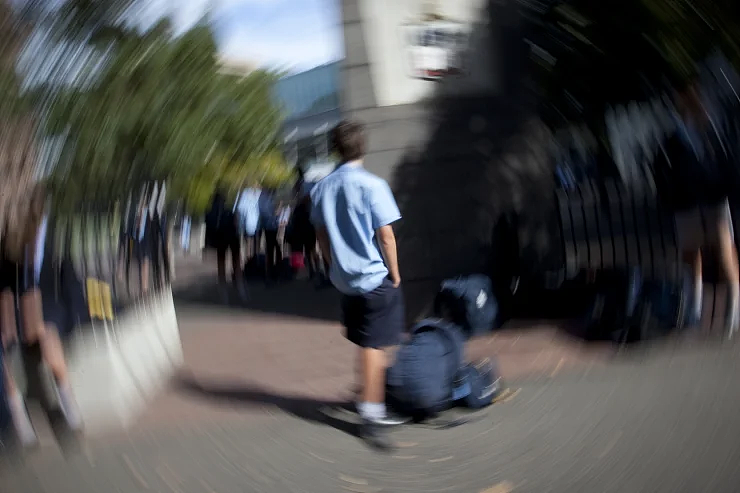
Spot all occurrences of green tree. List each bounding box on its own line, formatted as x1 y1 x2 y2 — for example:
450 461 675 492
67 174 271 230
0 0 44 240
44 19 287 214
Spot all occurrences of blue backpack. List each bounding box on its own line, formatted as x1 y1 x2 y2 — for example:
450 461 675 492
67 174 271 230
386 319 501 420
434 275 498 338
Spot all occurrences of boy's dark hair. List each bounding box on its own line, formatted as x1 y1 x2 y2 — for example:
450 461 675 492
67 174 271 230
331 120 366 162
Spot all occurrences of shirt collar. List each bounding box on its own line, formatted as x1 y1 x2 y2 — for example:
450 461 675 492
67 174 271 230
336 160 363 170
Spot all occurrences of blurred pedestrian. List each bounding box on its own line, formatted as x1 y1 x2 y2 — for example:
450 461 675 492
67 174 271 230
259 188 282 283
205 190 245 301
654 77 739 335
0 183 85 451
234 183 262 263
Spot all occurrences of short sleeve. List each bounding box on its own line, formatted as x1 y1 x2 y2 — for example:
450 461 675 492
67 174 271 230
370 180 401 229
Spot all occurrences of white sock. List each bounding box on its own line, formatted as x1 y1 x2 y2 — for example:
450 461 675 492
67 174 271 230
357 402 386 421
8 393 37 445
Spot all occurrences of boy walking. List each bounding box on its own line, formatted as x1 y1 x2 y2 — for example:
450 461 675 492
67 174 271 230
310 121 408 450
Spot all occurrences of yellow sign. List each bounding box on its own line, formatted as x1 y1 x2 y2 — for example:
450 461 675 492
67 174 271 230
86 278 114 321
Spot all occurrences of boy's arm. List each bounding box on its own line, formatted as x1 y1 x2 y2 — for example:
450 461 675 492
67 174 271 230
376 225 400 287
316 228 332 267
310 189 331 266
370 181 402 287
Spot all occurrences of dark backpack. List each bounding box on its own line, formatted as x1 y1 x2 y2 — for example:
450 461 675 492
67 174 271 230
386 319 500 420
455 359 504 410
630 273 696 342
434 275 498 338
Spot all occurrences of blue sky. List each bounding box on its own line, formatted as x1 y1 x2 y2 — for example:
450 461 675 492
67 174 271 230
141 0 344 72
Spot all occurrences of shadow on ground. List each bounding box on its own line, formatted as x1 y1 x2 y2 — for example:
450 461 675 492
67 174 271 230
175 373 359 439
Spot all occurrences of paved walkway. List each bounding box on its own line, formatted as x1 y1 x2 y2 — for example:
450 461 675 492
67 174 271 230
3 257 740 492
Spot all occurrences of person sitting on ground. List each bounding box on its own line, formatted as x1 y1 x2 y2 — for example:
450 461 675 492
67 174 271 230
310 120 409 451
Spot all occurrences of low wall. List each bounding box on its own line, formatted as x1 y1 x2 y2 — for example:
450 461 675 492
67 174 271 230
10 289 183 435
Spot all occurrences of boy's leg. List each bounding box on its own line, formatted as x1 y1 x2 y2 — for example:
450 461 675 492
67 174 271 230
216 246 227 285
359 347 387 409
231 241 247 299
714 204 740 336
265 230 278 280
676 208 704 323
344 281 408 451
683 249 703 323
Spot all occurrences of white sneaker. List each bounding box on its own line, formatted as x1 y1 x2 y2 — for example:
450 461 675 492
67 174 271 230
57 384 84 432
8 394 38 448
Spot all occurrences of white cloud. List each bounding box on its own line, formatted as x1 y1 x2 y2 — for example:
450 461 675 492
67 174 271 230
133 0 282 34
220 25 343 72
129 0 342 71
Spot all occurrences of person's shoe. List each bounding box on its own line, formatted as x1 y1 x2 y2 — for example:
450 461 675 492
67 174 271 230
372 411 410 427
7 395 39 450
358 420 397 452
47 409 86 457
57 384 84 432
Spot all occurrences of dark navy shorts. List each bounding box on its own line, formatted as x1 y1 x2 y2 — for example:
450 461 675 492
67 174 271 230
341 278 405 349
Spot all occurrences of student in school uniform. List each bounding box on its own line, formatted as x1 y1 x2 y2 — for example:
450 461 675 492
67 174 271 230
310 121 408 450
205 191 246 299
259 188 282 282
234 184 262 263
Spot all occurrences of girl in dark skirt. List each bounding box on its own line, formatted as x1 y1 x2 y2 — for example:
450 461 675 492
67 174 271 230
0 184 84 451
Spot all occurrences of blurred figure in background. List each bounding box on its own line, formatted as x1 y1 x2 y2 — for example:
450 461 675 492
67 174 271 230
205 190 245 301
235 183 262 264
287 185 319 280
259 188 282 283
0 184 84 452
655 77 739 335
180 214 192 254
277 199 292 257
133 201 152 295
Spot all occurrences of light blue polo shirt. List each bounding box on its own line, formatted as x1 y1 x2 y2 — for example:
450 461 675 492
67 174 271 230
310 162 401 295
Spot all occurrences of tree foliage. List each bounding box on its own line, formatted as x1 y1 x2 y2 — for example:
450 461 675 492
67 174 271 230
0 0 44 240
42 17 288 214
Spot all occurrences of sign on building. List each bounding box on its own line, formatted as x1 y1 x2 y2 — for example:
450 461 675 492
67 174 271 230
404 17 469 81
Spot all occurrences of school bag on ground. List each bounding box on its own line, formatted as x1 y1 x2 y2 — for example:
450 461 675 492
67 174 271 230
386 319 503 421
433 275 499 338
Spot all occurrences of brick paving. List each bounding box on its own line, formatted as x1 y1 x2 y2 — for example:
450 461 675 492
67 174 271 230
3 256 740 492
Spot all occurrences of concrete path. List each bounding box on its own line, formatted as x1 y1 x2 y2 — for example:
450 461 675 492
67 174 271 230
3 258 739 493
